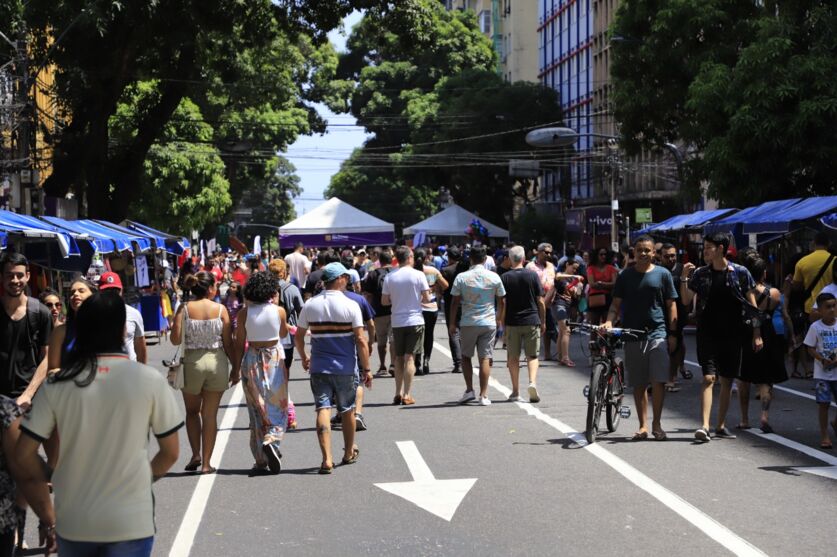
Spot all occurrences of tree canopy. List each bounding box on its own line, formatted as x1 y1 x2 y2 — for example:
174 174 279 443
611 0 837 206
326 0 564 229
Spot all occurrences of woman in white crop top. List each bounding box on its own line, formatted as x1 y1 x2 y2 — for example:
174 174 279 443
171 271 236 474
233 272 289 474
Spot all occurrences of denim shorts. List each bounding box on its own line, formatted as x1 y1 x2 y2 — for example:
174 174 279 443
310 373 358 414
814 380 837 404
58 536 154 557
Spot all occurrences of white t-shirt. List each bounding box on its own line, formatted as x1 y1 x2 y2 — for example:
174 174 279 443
803 319 837 381
22 355 183 542
124 304 145 361
812 283 837 310
382 266 430 328
284 251 309 285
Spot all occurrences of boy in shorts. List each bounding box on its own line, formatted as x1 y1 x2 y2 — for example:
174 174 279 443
803 292 837 449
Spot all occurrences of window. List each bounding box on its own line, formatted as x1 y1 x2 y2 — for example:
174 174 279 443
479 10 491 34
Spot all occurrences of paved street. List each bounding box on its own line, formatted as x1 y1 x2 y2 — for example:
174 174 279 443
25 322 836 557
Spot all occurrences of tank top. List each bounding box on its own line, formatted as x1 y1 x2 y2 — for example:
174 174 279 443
246 303 282 342
184 303 224 350
422 266 439 312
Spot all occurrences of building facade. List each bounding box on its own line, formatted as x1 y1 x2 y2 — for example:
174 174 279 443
445 0 539 83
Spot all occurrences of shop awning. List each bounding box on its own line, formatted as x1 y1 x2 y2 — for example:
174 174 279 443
704 198 803 234
0 209 82 257
92 220 154 251
40 216 120 253
639 208 737 234
741 196 837 234
123 220 190 255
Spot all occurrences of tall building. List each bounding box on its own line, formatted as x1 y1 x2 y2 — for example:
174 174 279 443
538 0 681 248
445 0 539 83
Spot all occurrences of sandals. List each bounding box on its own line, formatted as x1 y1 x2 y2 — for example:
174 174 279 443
184 458 201 472
820 442 833 450
760 422 774 434
318 463 334 475
665 382 680 393
631 431 648 441
680 368 693 380
652 430 667 441
558 358 576 367
341 446 360 465
200 467 217 475
736 423 752 430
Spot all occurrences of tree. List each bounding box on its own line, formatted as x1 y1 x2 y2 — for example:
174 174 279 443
240 156 300 228
327 0 564 228
17 0 376 219
611 0 837 206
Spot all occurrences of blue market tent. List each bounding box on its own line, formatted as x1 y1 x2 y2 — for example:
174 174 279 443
40 216 121 253
123 220 190 255
91 220 154 251
639 208 737 235
0 209 82 257
822 213 837 230
741 196 837 234
704 198 803 235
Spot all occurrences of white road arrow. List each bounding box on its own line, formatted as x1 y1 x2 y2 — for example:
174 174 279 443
375 441 477 522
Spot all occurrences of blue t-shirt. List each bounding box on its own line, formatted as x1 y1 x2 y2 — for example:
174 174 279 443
612 265 678 339
451 265 506 327
298 290 363 375
344 291 375 322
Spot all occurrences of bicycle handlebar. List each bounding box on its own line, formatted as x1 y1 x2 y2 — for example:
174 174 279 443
567 322 648 338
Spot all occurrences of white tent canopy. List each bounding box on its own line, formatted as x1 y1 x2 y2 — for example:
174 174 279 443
279 197 395 246
403 204 509 238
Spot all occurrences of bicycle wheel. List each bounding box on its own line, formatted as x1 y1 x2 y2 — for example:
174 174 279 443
606 358 625 432
585 362 608 443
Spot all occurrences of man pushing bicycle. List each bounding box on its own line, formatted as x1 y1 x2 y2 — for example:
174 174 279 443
602 235 679 441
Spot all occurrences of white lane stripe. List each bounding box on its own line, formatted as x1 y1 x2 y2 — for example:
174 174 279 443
396 440 436 481
169 385 245 557
435 342 767 557
683 359 837 409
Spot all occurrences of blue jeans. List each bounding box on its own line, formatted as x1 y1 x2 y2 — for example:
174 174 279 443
58 536 154 557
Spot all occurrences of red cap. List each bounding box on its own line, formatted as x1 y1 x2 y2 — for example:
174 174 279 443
98 272 123 291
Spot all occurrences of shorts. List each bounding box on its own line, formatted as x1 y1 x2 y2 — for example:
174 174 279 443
551 304 569 323
814 380 837 404
373 315 393 344
461 326 496 360
310 373 358 414
506 325 540 359
623 338 669 386
392 325 424 356
696 329 742 379
182 348 230 395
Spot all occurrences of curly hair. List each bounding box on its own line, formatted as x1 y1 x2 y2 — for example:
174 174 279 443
243 271 279 304
268 258 287 279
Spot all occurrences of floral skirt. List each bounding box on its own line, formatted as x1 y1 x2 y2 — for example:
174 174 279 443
241 346 288 466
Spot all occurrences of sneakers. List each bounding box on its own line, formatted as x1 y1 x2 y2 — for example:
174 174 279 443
355 413 367 431
694 428 710 443
507 394 523 402
479 396 492 406
422 360 430 375
458 390 476 404
262 444 282 474
528 383 541 403
451 365 462 374
713 427 737 439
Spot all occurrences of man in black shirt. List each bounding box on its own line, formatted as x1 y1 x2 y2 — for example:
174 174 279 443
0 253 52 408
303 249 339 300
441 247 466 373
362 248 394 375
660 244 691 387
500 246 545 402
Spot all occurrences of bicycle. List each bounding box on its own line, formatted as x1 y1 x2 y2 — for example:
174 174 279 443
569 322 646 443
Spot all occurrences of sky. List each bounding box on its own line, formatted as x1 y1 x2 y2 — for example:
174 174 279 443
286 11 369 216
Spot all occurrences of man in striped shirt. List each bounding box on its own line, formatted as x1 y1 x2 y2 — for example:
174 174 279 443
296 262 371 474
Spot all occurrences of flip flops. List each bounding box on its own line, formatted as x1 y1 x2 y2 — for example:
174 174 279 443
184 458 201 472
341 446 360 465
652 430 667 441
318 463 334 475
631 431 648 441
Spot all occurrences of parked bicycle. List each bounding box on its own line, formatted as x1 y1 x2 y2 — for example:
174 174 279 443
570 322 646 443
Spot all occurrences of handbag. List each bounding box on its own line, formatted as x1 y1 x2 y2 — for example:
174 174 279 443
165 308 186 390
587 293 608 308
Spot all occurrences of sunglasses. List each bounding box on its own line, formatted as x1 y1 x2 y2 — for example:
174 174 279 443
46 302 62 309
542 251 553 255
598 252 607 256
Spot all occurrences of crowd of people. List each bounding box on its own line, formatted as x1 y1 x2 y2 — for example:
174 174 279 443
0 228 834 555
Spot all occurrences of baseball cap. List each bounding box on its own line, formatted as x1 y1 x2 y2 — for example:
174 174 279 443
322 262 350 282
98 271 123 291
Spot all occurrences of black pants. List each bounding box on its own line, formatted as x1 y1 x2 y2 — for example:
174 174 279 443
0 530 13 557
443 304 462 366
415 310 439 361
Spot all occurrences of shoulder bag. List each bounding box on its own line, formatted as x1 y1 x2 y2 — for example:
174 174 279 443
165 306 186 390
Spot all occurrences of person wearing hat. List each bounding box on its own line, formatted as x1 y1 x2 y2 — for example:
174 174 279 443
295 262 371 474
98 272 147 364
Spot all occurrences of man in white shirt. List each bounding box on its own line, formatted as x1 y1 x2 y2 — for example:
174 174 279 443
98 272 147 363
382 246 431 406
284 242 310 287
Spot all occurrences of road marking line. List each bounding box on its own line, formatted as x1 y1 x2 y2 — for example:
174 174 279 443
397 440 436 481
435 342 767 557
683 359 836 408
169 384 244 557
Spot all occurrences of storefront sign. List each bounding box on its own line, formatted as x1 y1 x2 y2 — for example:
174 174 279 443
635 208 652 223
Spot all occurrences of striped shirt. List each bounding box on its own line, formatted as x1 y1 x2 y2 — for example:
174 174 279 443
298 290 363 375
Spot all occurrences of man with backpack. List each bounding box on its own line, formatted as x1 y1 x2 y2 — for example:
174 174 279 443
362 248 394 376
0 253 52 409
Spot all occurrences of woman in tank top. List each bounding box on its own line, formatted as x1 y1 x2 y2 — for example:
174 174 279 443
171 272 236 474
233 272 289 474
412 248 448 375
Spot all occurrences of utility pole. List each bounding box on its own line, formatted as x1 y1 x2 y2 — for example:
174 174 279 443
16 24 37 215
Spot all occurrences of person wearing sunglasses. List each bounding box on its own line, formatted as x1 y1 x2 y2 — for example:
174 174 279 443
527 243 558 360
38 290 65 329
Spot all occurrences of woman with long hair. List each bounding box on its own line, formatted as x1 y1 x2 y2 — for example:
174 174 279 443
171 272 236 474
586 248 618 325
224 281 244 331
16 291 182 556
38 289 64 328
233 272 289 474
413 248 448 375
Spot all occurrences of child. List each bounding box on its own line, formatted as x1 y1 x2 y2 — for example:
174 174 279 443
804 292 837 449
